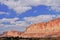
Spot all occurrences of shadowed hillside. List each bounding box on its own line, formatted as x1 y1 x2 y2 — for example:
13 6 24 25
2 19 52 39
0 37 60 40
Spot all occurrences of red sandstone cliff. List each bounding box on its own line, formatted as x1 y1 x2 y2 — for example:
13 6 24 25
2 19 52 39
21 18 60 38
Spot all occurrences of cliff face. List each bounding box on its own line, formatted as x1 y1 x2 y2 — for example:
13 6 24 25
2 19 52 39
1 18 60 38
21 18 60 38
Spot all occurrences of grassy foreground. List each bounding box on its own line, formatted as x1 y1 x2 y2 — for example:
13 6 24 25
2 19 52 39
0 37 60 40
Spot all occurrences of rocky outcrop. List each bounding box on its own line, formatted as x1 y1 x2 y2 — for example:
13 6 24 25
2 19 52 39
21 18 60 38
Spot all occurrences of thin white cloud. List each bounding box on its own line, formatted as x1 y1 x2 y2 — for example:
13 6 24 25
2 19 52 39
14 7 32 13
0 0 60 14
0 18 19 23
56 15 60 18
24 15 56 24
0 12 9 15
0 17 29 28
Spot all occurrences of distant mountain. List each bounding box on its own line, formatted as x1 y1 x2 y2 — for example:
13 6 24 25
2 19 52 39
0 30 22 37
1 18 60 38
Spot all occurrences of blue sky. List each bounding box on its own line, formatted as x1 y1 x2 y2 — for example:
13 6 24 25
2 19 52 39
0 0 60 34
